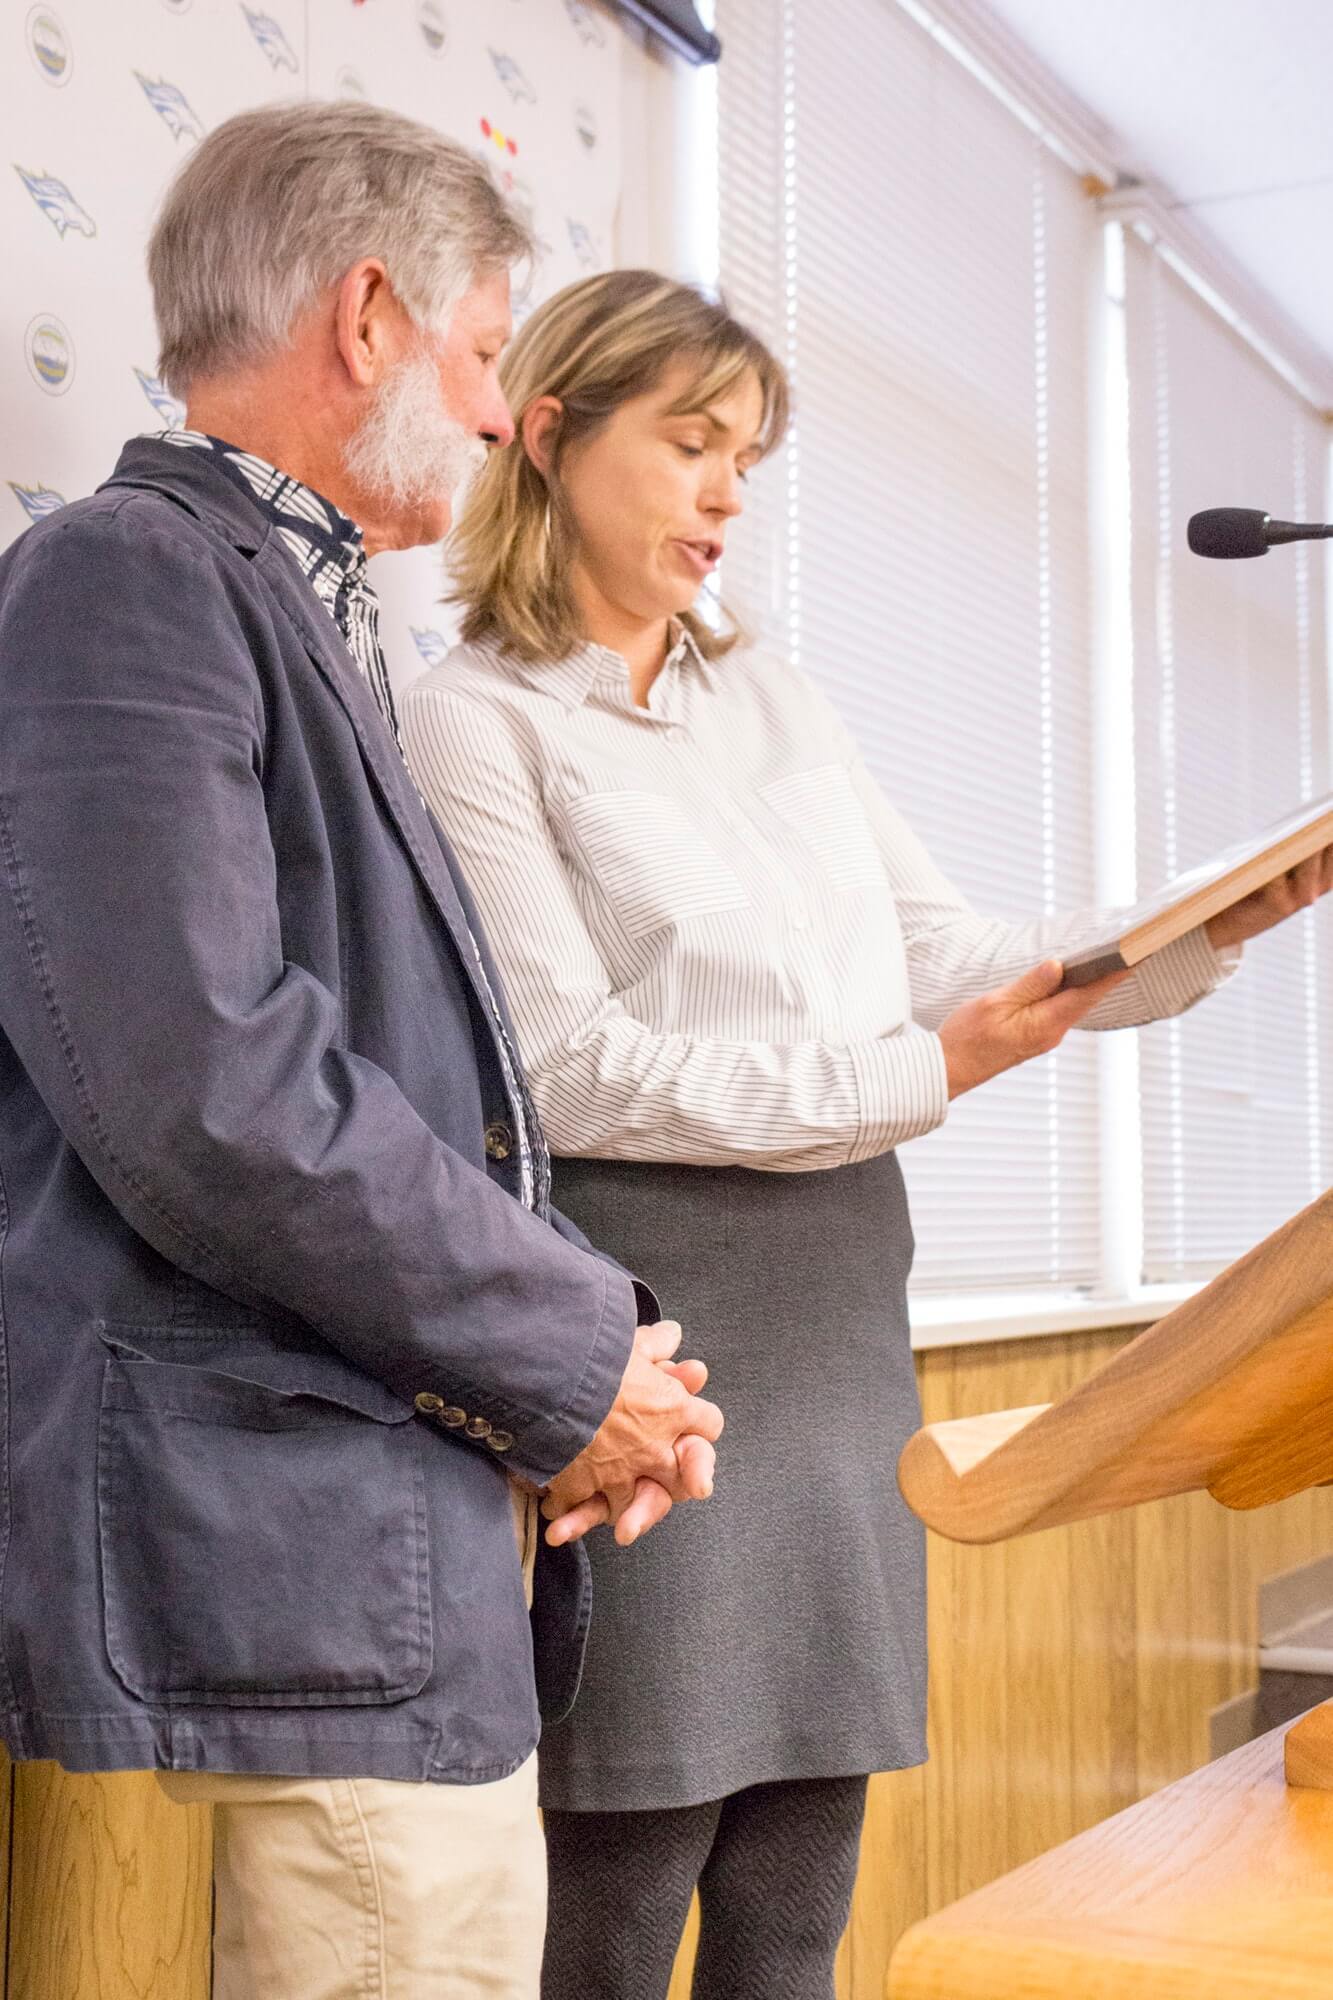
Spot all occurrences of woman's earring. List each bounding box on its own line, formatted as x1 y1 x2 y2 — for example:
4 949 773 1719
540 498 553 568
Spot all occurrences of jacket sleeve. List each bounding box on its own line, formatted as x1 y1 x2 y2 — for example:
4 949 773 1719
0 504 634 1487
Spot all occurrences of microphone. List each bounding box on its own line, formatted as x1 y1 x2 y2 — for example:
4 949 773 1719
1187 507 1333 559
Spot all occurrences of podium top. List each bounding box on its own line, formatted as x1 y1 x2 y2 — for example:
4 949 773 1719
887 1716 1333 2000
898 1188 1333 1544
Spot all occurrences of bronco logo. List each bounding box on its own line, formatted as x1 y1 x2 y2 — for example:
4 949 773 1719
242 6 298 72
136 74 205 144
489 50 536 104
567 219 598 270
15 168 96 238
8 484 67 524
25 316 75 395
418 1 447 57
411 628 451 667
564 0 605 48
133 368 186 427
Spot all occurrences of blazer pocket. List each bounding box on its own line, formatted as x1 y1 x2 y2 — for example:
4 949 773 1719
562 790 749 939
97 1355 431 1708
759 763 887 892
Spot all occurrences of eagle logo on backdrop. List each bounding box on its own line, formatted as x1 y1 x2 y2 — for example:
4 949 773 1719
418 2 447 58
14 168 95 238
489 49 537 104
336 69 368 100
134 368 186 427
242 6 299 73
8 484 67 524
136 74 205 144
564 0 605 48
567 218 598 269
26 9 72 87
411 628 450 667
25 315 75 396
574 102 596 149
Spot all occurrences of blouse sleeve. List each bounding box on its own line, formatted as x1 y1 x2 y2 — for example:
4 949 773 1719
839 743 1240 1032
400 680 948 1170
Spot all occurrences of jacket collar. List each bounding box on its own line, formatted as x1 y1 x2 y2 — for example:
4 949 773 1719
99 434 273 555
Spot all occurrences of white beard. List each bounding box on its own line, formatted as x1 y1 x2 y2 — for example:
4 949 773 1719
343 349 487 524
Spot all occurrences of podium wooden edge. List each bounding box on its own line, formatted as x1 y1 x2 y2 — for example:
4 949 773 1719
1284 1699 1333 1791
897 1188 1333 1542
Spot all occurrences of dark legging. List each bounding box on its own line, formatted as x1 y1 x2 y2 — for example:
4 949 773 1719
541 1773 869 2000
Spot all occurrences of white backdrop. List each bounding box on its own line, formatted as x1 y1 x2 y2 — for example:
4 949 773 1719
5 0 635 694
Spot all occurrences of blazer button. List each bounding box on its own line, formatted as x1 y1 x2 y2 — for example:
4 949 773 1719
483 1121 514 1161
414 1392 444 1414
440 1406 468 1428
465 1415 493 1439
485 1431 514 1453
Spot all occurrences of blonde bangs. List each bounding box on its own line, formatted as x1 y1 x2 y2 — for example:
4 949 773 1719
663 342 789 465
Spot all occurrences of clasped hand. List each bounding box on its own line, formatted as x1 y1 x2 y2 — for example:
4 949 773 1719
542 1321 722 1549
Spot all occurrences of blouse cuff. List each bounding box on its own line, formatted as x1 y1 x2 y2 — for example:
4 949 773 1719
1131 923 1242 1020
847 1028 949 1161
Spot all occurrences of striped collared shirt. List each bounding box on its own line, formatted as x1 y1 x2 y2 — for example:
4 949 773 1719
401 627 1236 1172
160 429 547 1213
160 428 400 741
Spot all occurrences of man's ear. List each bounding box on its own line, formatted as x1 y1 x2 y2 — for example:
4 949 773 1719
521 396 564 478
334 259 397 388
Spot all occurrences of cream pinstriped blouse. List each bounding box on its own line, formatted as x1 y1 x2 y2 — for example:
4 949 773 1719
401 626 1235 1172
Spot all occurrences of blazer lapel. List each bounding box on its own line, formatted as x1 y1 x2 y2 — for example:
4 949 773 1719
251 535 495 1010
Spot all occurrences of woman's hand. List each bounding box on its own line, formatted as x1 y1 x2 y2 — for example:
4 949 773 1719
938 958 1130 1101
1204 846 1333 950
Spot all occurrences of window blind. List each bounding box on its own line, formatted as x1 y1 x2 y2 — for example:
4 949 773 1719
1125 239 1333 1281
716 0 1102 1292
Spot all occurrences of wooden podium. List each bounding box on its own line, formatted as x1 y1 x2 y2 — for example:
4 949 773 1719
889 1188 1333 1999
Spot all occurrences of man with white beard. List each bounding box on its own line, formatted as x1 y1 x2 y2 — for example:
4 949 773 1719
0 103 721 1999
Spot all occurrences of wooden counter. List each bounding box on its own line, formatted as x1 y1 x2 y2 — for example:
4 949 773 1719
887 1715 1333 1999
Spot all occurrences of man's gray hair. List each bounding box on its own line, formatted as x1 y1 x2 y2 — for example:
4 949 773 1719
148 100 533 395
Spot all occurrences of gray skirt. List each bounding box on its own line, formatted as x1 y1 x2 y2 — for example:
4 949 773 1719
539 1150 926 1813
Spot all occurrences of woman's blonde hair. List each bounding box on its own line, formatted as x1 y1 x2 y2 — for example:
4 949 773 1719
449 269 789 662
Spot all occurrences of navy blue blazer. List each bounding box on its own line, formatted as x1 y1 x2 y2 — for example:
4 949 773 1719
0 438 645 1783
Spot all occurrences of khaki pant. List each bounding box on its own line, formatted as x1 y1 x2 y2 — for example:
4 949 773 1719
157 1488 544 1999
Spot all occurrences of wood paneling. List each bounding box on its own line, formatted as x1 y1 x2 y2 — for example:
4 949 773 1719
3 1327 1331 2000
0 1747 11 1975
7 1768 210 2000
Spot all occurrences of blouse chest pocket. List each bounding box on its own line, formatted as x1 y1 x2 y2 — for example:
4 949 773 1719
758 763 888 893
561 790 749 940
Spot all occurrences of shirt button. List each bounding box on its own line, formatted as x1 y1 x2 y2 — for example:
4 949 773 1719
483 1121 513 1161
486 1431 514 1454
790 905 810 930
465 1415 493 1440
440 1406 468 1428
414 1392 445 1414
